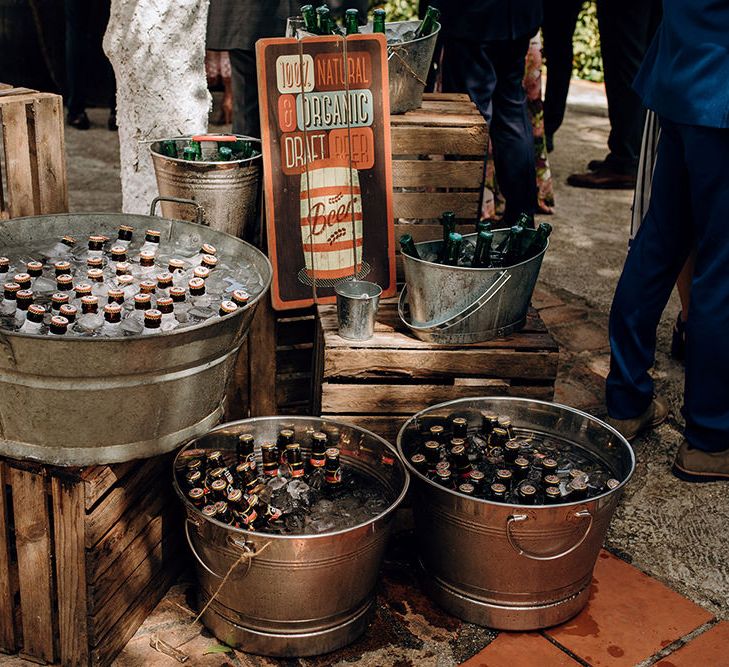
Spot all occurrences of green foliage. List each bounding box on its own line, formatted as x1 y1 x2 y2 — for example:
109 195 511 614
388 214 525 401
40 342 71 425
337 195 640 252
367 0 604 82
572 2 603 82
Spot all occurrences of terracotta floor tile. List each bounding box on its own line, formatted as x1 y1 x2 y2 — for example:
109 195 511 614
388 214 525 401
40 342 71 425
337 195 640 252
546 551 714 667
654 621 729 667
459 632 580 667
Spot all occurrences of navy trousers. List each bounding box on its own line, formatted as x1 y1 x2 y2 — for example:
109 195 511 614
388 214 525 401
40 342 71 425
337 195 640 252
606 119 729 452
441 36 537 227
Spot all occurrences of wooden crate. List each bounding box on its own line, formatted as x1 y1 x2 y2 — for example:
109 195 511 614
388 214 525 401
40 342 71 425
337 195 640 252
314 301 559 443
0 84 68 219
0 454 183 666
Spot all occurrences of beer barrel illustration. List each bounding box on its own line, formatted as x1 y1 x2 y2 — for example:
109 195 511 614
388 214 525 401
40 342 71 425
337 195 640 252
299 162 363 282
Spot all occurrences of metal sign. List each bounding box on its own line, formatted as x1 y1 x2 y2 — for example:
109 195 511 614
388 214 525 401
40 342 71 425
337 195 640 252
256 33 396 310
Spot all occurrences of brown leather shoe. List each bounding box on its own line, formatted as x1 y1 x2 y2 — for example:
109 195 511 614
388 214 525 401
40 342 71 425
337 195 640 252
567 167 637 190
672 441 729 482
606 396 669 441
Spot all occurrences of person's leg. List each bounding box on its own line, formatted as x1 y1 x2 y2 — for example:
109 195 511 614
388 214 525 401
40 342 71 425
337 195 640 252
606 119 692 419
596 0 661 174
440 37 493 120
228 49 261 137
486 37 537 226
64 0 89 127
670 251 694 360
541 0 583 145
679 124 729 453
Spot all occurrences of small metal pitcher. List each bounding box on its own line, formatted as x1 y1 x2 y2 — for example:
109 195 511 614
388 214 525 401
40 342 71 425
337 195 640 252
335 280 382 341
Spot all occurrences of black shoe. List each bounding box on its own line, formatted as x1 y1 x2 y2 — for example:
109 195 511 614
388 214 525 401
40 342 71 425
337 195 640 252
108 110 117 131
67 111 90 130
567 167 637 190
588 158 606 171
671 312 686 362
545 134 554 153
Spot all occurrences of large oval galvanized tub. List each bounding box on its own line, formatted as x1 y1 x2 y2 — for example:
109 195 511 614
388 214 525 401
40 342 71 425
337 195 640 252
0 211 272 466
397 397 634 631
174 416 409 657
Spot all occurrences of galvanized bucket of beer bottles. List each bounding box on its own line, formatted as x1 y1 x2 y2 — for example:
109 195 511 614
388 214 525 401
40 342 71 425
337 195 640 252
150 134 261 239
397 397 635 631
399 229 548 344
174 416 409 658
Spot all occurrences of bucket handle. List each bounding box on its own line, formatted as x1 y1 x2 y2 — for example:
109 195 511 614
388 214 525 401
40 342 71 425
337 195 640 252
150 196 205 226
398 270 511 334
185 518 258 579
506 509 593 561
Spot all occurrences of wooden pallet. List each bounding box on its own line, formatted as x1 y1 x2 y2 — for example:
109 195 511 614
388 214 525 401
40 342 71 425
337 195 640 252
314 301 558 443
0 84 68 219
0 454 183 666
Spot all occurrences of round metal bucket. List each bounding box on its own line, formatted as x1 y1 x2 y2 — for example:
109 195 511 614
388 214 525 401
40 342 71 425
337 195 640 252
0 204 272 466
399 230 548 344
150 135 261 239
397 397 634 631
174 416 409 657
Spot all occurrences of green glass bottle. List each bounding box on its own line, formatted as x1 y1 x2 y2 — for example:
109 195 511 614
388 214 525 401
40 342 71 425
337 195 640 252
188 139 202 160
301 4 318 33
515 211 535 230
415 6 441 38
182 146 197 161
522 222 552 259
476 220 492 234
217 145 233 161
439 211 456 262
345 8 359 34
504 225 526 265
472 230 494 268
443 232 463 266
316 6 332 34
399 233 420 259
372 8 386 34
160 140 178 158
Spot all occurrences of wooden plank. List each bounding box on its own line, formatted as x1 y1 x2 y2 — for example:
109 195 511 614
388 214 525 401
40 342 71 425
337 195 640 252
51 477 89 667
87 483 170 583
249 296 277 416
391 126 488 156
321 381 511 414
2 101 37 218
321 414 405 443
10 467 55 663
31 96 68 214
324 348 559 382
81 461 139 511
390 110 486 127
225 339 250 420
0 463 16 652
393 192 480 219
84 456 169 548
276 373 312 408
421 92 471 103
90 564 179 666
506 383 555 400
311 311 325 416
418 99 480 113
0 88 37 98
392 160 484 189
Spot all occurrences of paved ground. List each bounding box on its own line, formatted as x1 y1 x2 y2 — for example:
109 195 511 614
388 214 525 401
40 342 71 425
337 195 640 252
4 84 725 665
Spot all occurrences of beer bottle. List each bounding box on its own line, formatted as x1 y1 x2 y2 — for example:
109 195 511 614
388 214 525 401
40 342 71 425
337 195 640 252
435 468 454 488
513 456 530 481
450 443 472 479
518 483 538 505
160 140 178 159
217 146 233 161
497 415 514 439
226 487 245 511
51 292 69 311
472 230 494 268
372 8 386 34
26 261 43 279
345 8 359 34
489 426 509 450
0 257 8 275
515 211 535 230
544 486 561 504
496 468 513 489
606 478 620 491
469 469 485 494
414 6 440 38
443 232 463 266
541 457 559 480
301 4 318 33
481 412 499 437
116 263 131 277
201 254 218 271
324 447 343 489
87 269 104 284
210 478 228 502
569 469 587 483
286 443 305 478
410 453 429 476
423 440 441 471
110 245 127 263
261 443 279 477
157 272 174 292
237 497 258 529
277 428 295 464
428 424 445 443
235 462 259 493
117 225 134 246
232 290 249 308
193 266 210 281
566 479 588 501
59 304 77 323
15 289 33 322
219 301 238 317
237 433 255 466
188 487 205 508
504 439 521 464
14 273 31 290
81 295 99 315
202 504 218 520
505 226 526 266
54 261 71 277
102 303 122 335
399 234 420 259
139 250 156 272
316 6 333 34
185 469 203 489
440 210 456 246
458 482 475 496
107 288 124 305
142 309 162 335
87 235 106 257
490 482 507 502
56 274 73 292
450 416 468 439
74 283 92 300
19 304 45 334
309 431 328 471
170 286 187 304
139 280 157 296
543 474 561 488
214 501 233 525
48 315 69 336
522 222 552 260
182 146 197 161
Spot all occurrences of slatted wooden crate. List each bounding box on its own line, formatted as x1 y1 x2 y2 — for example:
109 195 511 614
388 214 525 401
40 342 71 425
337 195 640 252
0 84 68 219
314 301 558 443
0 454 183 666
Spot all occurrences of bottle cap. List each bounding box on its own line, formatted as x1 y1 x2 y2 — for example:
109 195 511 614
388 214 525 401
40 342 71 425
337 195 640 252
49 315 69 334
145 229 161 242
54 260 71 275
458 483 475 495
61 235 77 246
26 261 43 276
107 288 124 303
545 486 561 500
491 482 507 495
59 304 77 320
201 254 218 269
88 235 106 248
144 309 162 327
118 275 134 286
200 243 216 256
169 286 186 302
188 277 205 294
193 266 210 280
51 292 70 307
87 257 103 268
3 283 20 297
134 293 152 308
117 224 134 240
111 245 127 259
231 290 249 306
168 258 185 272
104 303 122 321
14 273 31 287
156 297 173 314
74 283 92 296
219 300 238 315
606 478 620 490
520 484 537 497
139 250 156 267
116 262 131 275
201 505 218 518
16 290 33 308
139 280 156 294
156 272 173 288
81 295 98 309
544 474 560 486
87 268 104 282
